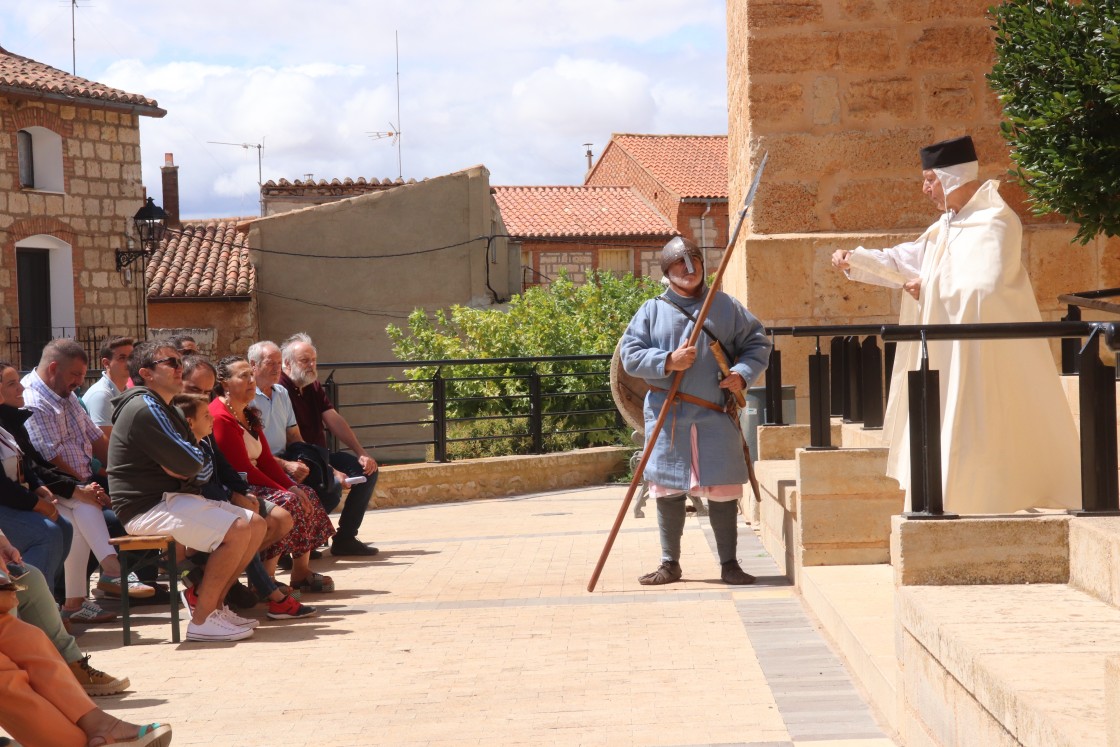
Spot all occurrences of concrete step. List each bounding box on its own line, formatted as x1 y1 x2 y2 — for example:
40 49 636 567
898 583 1118 747
800 564 900 738
1069 516 1120 611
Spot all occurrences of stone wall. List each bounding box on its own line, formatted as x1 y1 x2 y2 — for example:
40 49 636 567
0 98 147 341
726 0 1120 421
520 240 666 288
147 298 259 356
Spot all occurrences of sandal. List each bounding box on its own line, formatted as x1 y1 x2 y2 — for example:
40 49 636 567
264 581 302 601
292 571 334 593
88 721 172 747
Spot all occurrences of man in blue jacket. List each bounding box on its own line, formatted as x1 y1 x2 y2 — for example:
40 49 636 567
620 237 771 586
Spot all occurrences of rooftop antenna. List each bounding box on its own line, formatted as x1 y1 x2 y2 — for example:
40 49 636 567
583 143 594 171
70 0 80 75
207 139 264 216
367 30 404 180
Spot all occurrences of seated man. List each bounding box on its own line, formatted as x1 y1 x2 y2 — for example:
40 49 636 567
276 334 379 557
21 339 107 485
108 339 266 642
81 335 134 441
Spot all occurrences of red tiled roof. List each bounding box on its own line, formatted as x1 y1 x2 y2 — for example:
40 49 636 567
146 219 255 300
262 176 418 196
492 186 675 238
597 134 728 199
0 45 164 115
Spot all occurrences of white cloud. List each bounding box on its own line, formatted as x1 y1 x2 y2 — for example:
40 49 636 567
0 0 726 218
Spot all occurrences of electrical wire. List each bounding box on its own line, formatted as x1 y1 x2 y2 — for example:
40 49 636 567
255 289 413 320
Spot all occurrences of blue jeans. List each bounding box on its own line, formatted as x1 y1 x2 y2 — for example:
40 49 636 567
0 505 73 591
326 451 376 541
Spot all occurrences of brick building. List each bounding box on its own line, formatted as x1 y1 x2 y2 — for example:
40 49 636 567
585 134 729 259
491 185 675 290
143 155 258 356
0 45 164 368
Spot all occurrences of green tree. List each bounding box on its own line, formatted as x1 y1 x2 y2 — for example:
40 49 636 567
988 0 1120 244
386 271 662 458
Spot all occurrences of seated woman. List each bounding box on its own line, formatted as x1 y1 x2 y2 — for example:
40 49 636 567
0 529 128 696
209 356 336 593
0 555 172 747
0 361 151 626
172 392 316 620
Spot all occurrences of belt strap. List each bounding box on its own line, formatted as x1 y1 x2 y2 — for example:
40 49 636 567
648 386 725 413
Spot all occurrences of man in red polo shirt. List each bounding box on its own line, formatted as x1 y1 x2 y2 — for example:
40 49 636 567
278 333 379 557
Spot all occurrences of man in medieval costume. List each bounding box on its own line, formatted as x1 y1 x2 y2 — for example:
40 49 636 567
832 134 1080 513
620 237 772 585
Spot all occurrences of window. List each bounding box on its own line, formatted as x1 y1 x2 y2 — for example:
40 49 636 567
17 127 64 192
17 130 34 188
598 248 632 276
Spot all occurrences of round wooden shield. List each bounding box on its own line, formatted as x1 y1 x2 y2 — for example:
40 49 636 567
610 339 649 436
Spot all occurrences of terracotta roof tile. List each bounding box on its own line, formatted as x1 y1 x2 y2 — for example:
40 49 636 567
146 219 255 300
491 186 675 238
0 45 163 114
602 134 728 199
262 176 418 196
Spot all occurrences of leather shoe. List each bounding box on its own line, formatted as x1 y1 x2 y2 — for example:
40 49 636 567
330 537 379 557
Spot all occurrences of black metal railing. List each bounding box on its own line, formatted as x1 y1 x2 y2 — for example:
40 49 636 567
5 325 144 372
760 320 1120 517
320 355 620 463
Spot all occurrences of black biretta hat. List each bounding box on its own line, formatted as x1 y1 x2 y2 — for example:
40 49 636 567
919 135 978 169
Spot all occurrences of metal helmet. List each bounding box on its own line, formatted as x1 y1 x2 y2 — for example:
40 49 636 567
660 236 704 275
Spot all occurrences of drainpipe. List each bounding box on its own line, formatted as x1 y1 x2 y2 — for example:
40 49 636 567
699 200 713 252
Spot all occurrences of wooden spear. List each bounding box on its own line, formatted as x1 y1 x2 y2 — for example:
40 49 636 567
587 152 769 592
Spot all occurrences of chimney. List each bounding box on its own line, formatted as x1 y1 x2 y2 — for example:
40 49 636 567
160 152 181 228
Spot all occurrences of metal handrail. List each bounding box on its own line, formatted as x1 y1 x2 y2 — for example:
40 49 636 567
757 319 1119 518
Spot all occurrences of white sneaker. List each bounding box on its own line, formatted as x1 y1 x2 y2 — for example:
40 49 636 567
186 611 255 641
220 606 259 629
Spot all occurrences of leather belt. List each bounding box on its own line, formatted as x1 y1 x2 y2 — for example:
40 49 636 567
648 386 726 413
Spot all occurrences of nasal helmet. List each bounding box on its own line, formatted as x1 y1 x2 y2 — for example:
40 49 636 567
660 236 704 275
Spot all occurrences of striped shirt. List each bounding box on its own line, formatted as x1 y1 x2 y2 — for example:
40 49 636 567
20 369 103 481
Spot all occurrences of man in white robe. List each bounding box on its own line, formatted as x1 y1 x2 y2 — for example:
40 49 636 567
831 135 1080 514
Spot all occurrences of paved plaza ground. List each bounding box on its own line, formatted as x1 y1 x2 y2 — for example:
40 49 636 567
63 485 896 747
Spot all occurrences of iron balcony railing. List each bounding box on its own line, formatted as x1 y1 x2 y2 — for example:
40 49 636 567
319 355 620 463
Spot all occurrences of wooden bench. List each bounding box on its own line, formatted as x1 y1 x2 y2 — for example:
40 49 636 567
108 535 181 645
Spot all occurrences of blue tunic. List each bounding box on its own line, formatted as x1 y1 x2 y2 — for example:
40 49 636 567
620 287 771 490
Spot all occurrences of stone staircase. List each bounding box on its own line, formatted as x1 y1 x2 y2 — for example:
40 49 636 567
752 381 1120 747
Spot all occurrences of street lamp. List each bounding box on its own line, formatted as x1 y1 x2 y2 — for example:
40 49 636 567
116 197 168 271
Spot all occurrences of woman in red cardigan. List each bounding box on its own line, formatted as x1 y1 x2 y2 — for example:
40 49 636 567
210 355 336 594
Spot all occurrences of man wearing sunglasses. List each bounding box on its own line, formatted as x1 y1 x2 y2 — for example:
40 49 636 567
108 340 266 642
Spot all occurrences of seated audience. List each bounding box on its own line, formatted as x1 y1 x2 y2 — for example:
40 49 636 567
0 560 172 747
210 355 336 594
81 336 134 441
173 393 316 620
108 340 265 642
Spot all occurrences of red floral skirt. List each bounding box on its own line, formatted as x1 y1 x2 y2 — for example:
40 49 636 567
250 484 335 558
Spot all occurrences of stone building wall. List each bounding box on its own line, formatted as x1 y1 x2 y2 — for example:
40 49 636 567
519 239 668 289
0 98 147 350
726 0 1120 421
147 298 259 357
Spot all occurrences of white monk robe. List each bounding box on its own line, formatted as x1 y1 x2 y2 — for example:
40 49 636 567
846 179 1081 513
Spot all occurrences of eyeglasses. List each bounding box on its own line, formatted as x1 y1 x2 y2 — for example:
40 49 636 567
151 357 183 370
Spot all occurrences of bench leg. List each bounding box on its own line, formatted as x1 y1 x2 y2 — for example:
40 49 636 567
167 541 180 643
119 551 132 646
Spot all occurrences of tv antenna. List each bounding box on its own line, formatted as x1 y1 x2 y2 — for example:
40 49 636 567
367 30 404 180
207 139 264 216
68 0 84 75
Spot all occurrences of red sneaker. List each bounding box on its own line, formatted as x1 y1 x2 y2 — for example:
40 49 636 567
180 586 199 615
266 595 318 620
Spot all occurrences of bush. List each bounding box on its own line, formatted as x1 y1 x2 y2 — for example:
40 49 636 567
386 271 663 458
988 0 1120 244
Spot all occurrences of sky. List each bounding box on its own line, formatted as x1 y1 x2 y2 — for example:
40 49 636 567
0 0 728 219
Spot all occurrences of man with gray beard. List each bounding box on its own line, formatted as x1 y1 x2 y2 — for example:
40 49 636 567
278 333 378 557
